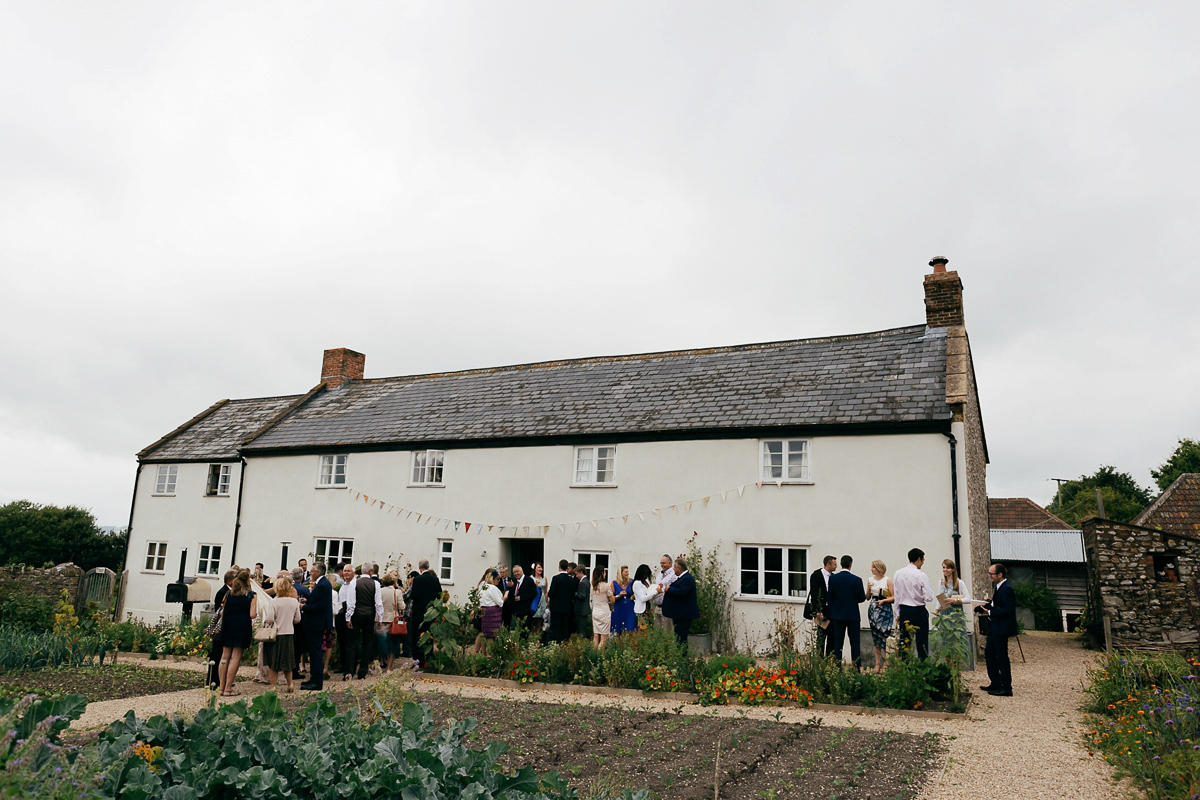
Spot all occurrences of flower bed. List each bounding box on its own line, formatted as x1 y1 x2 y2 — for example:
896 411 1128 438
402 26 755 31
703 666 813 707
1084 650 1200 798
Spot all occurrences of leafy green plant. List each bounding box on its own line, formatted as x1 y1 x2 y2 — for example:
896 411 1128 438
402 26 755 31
929 610 968 707
0 692 106 798
419 597 465 674
0 593 56 631
0 625 107 672
1012 581 1062 631
685 538 734 651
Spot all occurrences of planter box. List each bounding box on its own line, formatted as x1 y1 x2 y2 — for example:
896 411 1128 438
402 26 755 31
687 633 713 656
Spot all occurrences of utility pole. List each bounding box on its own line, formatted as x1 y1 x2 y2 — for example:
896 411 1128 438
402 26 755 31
1095 488 1106 519
1051 478 1070 509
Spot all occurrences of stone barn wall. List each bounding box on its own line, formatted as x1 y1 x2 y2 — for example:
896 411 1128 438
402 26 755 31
0 563 83 610
1083 518 1200 651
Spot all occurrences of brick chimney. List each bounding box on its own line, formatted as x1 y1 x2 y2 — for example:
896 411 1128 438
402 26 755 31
321 348 365 389
923 256 964 327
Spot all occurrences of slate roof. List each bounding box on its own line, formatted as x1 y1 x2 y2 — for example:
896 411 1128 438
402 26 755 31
990 529 1086 563
1133 473 1200 535
988 498 1075 531
242 325 951 451
140 395 303 461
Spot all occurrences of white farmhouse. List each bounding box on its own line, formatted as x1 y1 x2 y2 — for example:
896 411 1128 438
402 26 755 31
122 259 989 647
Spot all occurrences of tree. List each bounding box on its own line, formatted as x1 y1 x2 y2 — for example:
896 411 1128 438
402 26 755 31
1151 438 1200 491
1045 466 1152 527
0 500 126 571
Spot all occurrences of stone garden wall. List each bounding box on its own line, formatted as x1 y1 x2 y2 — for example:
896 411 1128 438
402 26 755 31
0 562 83 609
1083 518 1200 651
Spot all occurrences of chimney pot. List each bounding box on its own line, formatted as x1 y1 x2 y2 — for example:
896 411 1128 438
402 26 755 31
928 256 949 273
321 348 365 390
922 259 964 328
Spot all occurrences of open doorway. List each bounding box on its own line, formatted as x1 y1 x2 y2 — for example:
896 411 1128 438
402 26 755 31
500 538 545 574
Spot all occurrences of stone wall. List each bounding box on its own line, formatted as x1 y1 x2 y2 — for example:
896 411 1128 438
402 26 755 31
0 562 83 609
1083 519 1200 650
944 326 991 595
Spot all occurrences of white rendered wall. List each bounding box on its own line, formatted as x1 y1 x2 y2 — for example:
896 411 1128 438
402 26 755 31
123 462 241 621
219 433 961 650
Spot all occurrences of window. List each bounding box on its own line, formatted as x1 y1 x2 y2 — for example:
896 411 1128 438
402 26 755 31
438 539 454 582
411 450 445 485
738 545 808 598
154 465 178 495
575 551 611 576
1154 553 1180 583
144 541 167 572
317 455 348 487
314 537 354 567
197 544 222 576
760 440 811 482
573 446 616 485
206 464 233 496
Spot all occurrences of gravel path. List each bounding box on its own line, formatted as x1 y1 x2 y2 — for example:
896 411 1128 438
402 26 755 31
76 633 1129 798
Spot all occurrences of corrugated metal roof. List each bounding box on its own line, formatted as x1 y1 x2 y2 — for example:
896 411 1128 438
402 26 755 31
990 529 1085 563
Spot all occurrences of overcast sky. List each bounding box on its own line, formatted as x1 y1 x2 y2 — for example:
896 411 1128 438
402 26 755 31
2 3 1197 525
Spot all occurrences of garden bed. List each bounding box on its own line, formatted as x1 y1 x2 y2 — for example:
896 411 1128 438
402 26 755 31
272 688 944 799
0 663 209 702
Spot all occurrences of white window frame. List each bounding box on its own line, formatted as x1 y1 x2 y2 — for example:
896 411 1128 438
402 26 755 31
154 465 178 496
575 551 612 578
437 539 454 583
736 544 809 601
760 439 812 483
410 450 446 486
317 454 348 488
196 543 222 576
572 446 617 487
144 541 168 573
206 464 233 497
314 537 354 567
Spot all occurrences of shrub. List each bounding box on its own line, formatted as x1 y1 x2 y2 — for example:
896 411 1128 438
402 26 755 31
1012 580 1061 631
863 655 953 711
685 538 734 651
702 653 755 684
1083 650 1194 714
0 593 56 632
599 629 689 689
418 597 465 674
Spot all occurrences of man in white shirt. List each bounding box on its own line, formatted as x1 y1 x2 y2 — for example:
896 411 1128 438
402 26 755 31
892 547 935 660
336 563 358 680
654 554 678 631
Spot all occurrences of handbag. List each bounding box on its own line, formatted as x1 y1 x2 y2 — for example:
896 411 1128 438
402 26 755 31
253 595 277 642
389 588 408 635
204 606 224 636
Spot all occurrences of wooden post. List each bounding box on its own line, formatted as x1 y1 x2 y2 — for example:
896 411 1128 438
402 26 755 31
1095 488 1106 519
1103 613 1113 655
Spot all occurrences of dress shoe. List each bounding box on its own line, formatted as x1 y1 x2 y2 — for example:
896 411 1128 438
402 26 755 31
299 682 320 691
979 684 993 692
986 687 1013 697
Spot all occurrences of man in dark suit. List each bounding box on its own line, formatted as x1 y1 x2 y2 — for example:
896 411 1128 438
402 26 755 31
409 558 442 667
803 555 837 656
826 555 867 670
510 565 536 632
300 563 333 691
547 560 577 642
573 565 591 638
976 561 1017 696
661 557 700 646
496 567 514 628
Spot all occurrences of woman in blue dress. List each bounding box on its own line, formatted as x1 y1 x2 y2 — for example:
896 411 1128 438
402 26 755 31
610 565 637 634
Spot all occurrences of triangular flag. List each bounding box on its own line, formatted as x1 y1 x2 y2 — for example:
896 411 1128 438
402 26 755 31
591 520 598 530
775 480 782 489
443 519 450 529
558 524 566 534
738 486 746 497
523 526 530 536
406 511 413 519
756 481 763 489
638 512 645 523
498 526 505 534
622 515 629 524
355 492 361 501
669 504 677 514
454 521 460 531
721 491 728 502
465 523 471 532
653 509 661 517
685 501 692 512
488 525 494 532
703 496 710 506
608 517 615 527
575 522 582 533
364 495 370 503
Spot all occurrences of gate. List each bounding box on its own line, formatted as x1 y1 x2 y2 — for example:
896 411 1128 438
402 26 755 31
76 567 117 617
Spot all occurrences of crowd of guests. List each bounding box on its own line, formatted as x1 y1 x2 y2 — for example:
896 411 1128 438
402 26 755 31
469 555 699 655
802 547 1018 696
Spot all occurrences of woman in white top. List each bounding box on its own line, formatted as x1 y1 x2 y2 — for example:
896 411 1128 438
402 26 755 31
262 576 303 693
630 564 658 627
866 560 895 674
473 571 506 654
934 558 972 661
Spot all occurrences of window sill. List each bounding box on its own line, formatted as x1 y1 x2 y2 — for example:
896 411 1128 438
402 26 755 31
407 484 445 489
315 485 348 490
151 494 176 498
439 581 454 586
757 480 815 486
734 594 807 604
204 494 231 498
141 571 166 575
570 484 618 489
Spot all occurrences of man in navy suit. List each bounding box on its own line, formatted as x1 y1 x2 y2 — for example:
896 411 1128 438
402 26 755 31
547 560 577 643
300 562 333 691
826 555 867 670
661 557 700 646
976 562 1017 696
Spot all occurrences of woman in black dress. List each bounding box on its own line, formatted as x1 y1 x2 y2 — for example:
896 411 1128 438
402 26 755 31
219 569 258 697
